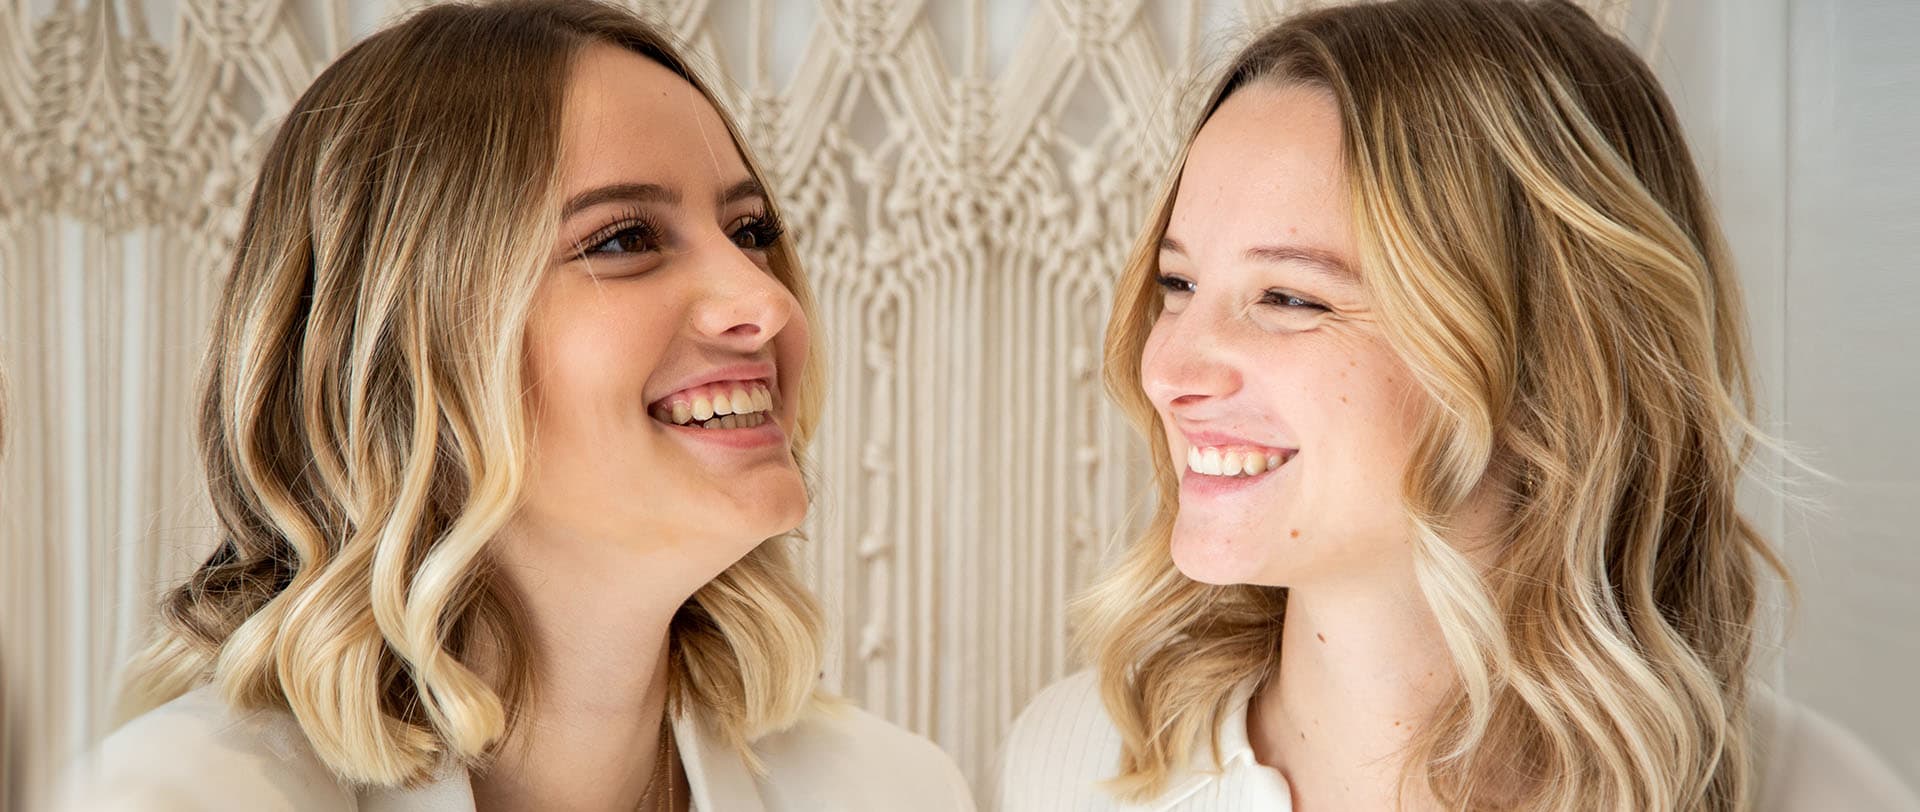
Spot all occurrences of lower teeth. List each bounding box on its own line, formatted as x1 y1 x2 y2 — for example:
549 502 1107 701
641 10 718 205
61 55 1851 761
689 412 765 430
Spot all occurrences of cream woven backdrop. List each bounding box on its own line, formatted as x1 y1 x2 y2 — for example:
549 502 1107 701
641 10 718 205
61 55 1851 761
44 0 1920 808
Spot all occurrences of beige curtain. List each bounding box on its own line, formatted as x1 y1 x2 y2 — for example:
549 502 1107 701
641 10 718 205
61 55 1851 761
0 1 1655 808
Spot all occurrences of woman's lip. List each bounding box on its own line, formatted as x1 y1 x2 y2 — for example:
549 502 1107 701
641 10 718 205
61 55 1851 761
1179 429 1297 455
650 361 778 407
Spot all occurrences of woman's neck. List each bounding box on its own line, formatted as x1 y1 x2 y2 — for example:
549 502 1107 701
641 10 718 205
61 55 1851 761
469 523 699 811
1248 570 1456 812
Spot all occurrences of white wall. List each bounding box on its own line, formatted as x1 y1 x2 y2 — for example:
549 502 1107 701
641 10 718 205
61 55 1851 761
1654 0 1920 786
1778 0 1920 782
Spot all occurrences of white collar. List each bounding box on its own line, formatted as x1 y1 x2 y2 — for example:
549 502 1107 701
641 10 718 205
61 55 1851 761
1133 678 1275 811
359 709 765 812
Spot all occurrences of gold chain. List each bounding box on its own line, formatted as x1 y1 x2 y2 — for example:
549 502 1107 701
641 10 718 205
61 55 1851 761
634 713 676 812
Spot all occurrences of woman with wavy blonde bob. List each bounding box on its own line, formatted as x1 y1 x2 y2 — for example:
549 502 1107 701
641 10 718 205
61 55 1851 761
1000 2 1915 811
62 2 971 810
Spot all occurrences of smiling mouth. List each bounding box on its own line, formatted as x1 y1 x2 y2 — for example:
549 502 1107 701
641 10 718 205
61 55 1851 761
649 380 775 430
1185 444 1297 477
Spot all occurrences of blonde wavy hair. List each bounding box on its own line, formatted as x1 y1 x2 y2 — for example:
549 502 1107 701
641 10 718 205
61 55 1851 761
1081 1 1788 809
117 0 825 787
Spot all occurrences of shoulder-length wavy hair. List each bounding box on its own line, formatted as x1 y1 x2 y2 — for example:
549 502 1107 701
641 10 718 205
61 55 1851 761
117 0 826 786
1081 1 1788 809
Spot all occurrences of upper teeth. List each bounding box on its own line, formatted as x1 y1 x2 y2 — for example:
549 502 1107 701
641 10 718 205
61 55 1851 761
1187 445 1288 477
654 381 775 426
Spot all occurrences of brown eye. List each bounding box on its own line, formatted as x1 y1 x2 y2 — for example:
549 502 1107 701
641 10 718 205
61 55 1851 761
581 217 663 258
1260 290 1327 311
729 214 784 251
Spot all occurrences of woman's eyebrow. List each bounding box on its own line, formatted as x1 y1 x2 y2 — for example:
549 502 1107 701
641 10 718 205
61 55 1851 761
1243 243 1356 284
1159 235 1357 284
563 182 676 218
719 178 763 207
562 178 765 220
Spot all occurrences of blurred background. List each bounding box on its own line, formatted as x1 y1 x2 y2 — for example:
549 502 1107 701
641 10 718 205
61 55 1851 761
1 0 1914 809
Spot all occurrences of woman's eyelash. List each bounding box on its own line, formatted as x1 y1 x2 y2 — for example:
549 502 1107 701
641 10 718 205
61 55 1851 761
1261 290 1328 310
578 209 663 258
730 211 785 251
576 210 785 261
1156 275 1325 312
1155 274 1194 294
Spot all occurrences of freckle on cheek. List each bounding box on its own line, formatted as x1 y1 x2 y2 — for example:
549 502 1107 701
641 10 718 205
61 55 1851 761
1289 529 1300 538
1339 395 1348 404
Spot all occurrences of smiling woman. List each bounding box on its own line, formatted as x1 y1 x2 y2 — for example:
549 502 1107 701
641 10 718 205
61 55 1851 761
55 2 971 810
998 1 1916 811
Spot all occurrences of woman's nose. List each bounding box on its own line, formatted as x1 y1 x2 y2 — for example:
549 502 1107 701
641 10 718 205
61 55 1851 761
690 245 794 349
1141 307 1243 410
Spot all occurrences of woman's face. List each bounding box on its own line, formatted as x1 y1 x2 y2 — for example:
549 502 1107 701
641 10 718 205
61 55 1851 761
1142 81 1428 587
518 44 809 575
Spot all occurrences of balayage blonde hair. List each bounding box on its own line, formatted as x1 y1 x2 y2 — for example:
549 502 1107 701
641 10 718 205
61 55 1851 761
117 0 826 787
1081 1 1788 809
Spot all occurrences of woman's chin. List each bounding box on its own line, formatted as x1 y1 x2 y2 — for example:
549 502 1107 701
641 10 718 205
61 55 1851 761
752 497 809 543
1169 528 1280 587
716 474 809 541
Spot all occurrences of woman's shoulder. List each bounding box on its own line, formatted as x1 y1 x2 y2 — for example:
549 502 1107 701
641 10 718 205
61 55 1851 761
1002 669 1122 758
1751 689 1919 811
750 697 975 811
997 670 1128 810
58 685 353 811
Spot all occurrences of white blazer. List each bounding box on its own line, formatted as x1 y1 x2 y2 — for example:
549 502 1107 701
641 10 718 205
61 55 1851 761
61 685 975 811
997 671 1920 812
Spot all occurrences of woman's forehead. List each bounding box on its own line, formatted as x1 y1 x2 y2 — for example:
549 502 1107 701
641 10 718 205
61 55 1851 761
1168 84 1354 269
556 43 749 199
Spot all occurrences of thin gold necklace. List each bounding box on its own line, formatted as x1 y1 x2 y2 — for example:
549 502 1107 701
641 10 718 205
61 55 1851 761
634 713 676 811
